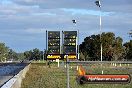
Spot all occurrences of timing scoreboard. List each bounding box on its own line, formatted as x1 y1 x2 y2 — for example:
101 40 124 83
63 31 77 54
46 31 61 60
46 31 77 60
48 31 60 54
63 31 77 60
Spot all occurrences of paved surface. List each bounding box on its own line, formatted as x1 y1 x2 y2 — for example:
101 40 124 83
0 63 29 87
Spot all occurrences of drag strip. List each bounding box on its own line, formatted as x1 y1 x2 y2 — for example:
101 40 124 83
0 62 29 87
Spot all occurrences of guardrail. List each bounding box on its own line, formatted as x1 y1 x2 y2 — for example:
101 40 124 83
67 61 132 64
1 63 31 88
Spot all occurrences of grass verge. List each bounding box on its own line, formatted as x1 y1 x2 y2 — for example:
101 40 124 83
21 63 132 88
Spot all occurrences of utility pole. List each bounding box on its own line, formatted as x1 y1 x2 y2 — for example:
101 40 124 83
95 0 103 74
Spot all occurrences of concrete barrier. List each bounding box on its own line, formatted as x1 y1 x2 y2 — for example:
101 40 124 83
1 64 31 88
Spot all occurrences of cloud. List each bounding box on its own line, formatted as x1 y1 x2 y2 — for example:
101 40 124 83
25 28 45 34
12 0 132 13
62 8 114 16
12 0 93 9
0 0 132 52
102 0 132 13
0 1 41 16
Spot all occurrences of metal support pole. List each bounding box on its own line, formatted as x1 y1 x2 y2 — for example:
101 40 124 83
46 30 48 65
72 20 78 60
72 20 79 70
62 31 64 54
74 24 77 60
66 56 70 88
100 7 102 63
77 29 79 70
99 3 103 74
46 30 47 52
95 0 103 74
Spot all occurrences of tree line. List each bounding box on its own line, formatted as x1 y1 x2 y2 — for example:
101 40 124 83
80 32 132 61
0 43 25 62
0 32 132 62
0 43 44 62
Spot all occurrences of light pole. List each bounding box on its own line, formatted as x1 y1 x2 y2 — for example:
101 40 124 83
72 20 79 60
95 0 103 74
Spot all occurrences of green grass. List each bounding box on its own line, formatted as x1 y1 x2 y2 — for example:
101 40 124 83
21 63 132 88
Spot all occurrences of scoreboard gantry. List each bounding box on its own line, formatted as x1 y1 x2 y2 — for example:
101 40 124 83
46 31 78 60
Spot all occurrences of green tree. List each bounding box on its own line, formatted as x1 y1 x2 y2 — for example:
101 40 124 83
17 53 25 61
24 50 32 60
32 48 41 60
24 48 42 60
8 49 18 61
79 32 124 61
123 40 132 61
101 32 115 61
112 37 124 60
80 34 100 61
79 52 86 61
0 43 9 62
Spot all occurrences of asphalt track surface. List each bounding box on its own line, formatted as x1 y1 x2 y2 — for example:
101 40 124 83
0 62 29 87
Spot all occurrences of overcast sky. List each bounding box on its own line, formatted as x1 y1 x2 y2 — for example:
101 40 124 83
0 0 132 52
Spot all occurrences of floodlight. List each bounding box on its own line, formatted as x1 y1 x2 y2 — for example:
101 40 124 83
95 0 101 7
72 20 76 24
